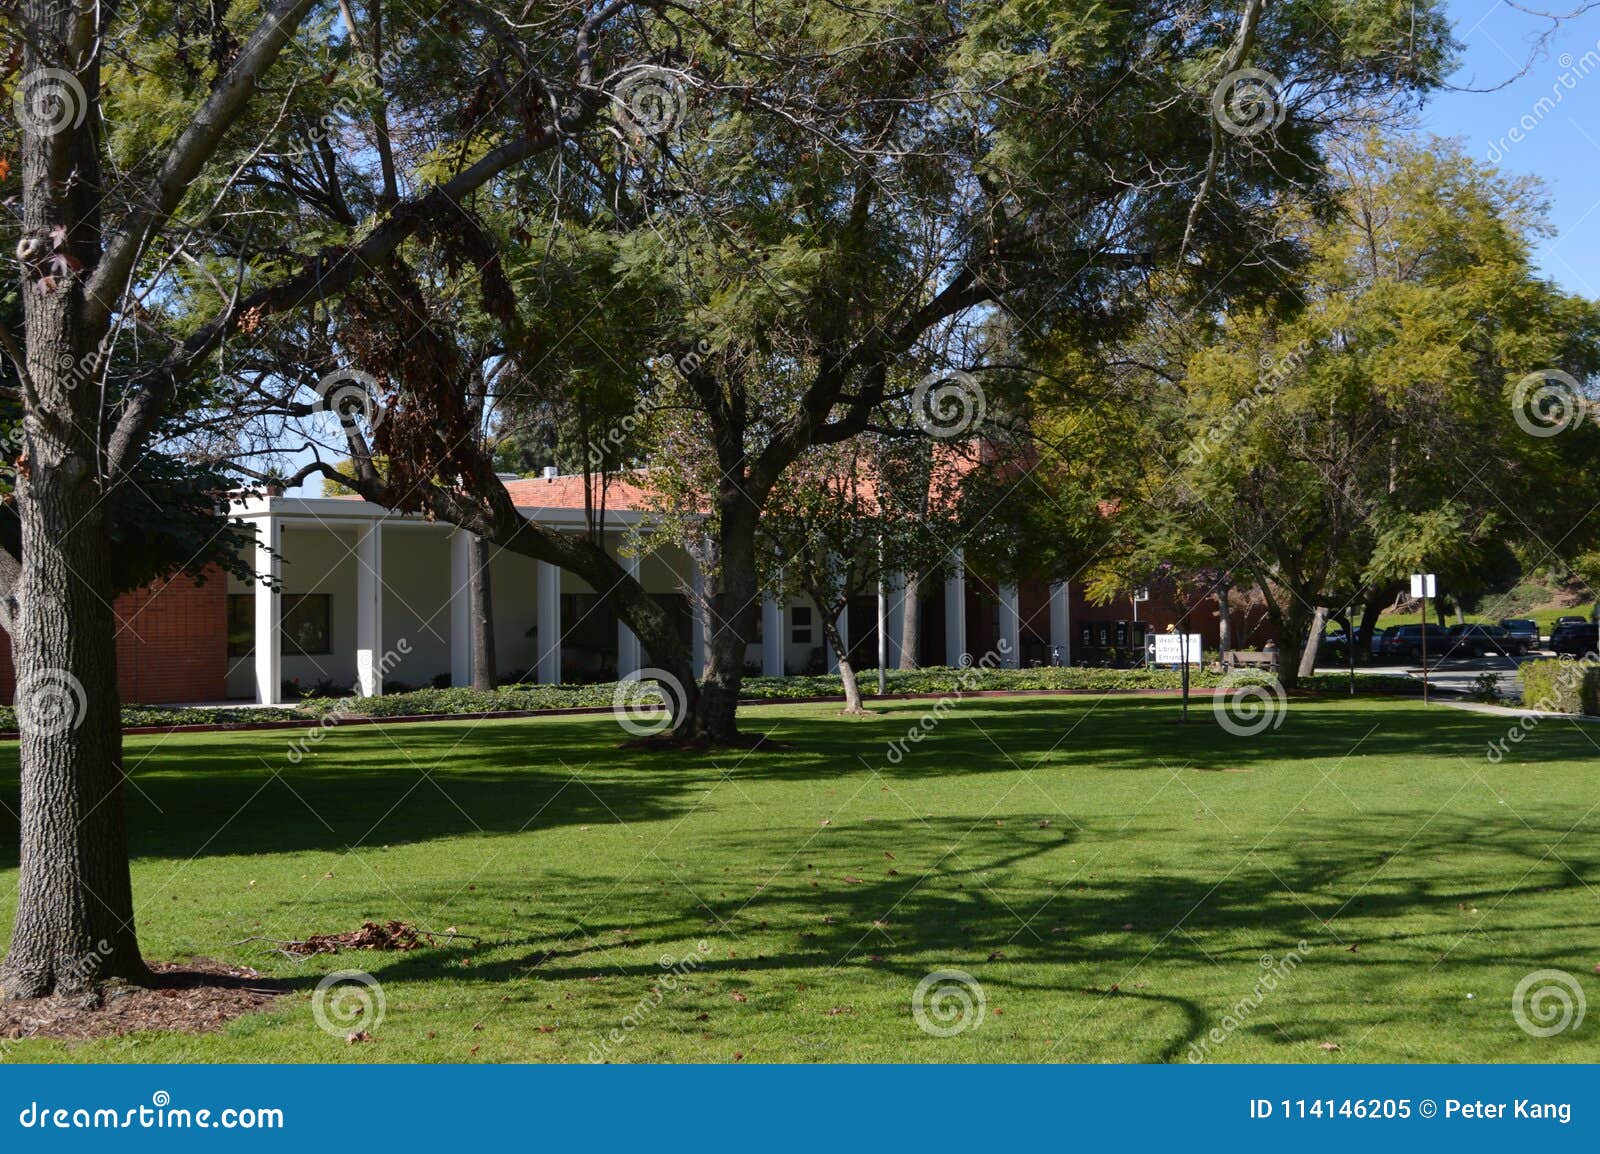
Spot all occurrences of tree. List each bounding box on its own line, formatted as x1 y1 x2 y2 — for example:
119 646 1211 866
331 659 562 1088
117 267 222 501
0 0 650 998
1043 135 1600 685
758 440 946 710
598 0 1455 733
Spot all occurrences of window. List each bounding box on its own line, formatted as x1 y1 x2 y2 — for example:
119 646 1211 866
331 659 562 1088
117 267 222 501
790 605 813 644
226 593 333 657
227 594 253 658
282 594 332 656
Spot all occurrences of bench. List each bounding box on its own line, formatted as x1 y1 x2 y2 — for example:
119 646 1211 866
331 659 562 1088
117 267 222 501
1222 649 1280 673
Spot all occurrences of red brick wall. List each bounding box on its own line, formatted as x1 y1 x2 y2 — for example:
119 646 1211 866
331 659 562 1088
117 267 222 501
0 569 228 705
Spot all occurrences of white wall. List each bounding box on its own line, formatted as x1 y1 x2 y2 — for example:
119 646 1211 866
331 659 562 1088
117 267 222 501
227 525 359 698
228 521 721 697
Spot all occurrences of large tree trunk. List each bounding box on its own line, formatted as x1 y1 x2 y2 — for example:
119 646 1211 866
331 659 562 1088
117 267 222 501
3 20 147 995
1215 586 1232 656
1297 605 1329 679
2 451 145 998
468 535 497 689
690 508 759 741
1260 581 1309 691
1356 588 1388 659
898 572 920 669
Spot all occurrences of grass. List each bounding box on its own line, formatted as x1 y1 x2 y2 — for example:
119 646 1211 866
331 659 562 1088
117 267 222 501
1371 603 1594 634
0 694 1597 1064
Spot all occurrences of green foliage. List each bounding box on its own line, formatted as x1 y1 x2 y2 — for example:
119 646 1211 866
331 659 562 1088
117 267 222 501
1516 658 1595 714
1582 669 1600 718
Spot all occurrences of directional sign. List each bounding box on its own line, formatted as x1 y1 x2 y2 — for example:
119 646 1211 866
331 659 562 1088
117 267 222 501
1152 630 1203 665
1409 573 1436 599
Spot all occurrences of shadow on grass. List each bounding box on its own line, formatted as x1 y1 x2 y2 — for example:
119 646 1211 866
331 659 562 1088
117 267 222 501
330 803 1598 1062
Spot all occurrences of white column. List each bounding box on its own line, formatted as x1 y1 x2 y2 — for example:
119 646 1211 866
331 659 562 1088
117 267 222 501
354 521 384 697
999 582 1021 667
883 571 906 668
690 561 709 676
449 530 473 688
617 549 642 678
944 548 967 666
537 560 562 684
762 590 785 677
253 515 281 706
1049 580 1070 666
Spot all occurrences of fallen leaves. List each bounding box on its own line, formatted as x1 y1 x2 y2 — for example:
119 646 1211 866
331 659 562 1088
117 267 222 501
249 920 475 957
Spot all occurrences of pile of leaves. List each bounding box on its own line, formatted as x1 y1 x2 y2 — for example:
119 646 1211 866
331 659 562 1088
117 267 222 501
276 920 449 956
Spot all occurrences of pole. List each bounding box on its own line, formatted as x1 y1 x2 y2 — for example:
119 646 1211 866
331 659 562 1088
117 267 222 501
876 576 887 698
1347 608 1355 696
1421 588 1429 705
1180 617 1191 724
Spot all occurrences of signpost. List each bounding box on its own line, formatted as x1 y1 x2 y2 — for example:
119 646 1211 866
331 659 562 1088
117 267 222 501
1410 573 1437 704
1154 631 1204 723
1152 633 1204 666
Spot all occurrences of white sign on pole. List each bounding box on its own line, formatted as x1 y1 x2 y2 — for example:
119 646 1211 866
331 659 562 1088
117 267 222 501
1152 633 1204 667
1409 573 1436 599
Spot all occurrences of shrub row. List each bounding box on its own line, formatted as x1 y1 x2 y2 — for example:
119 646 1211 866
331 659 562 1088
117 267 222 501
1516 658 1600 715
0 666 1418 733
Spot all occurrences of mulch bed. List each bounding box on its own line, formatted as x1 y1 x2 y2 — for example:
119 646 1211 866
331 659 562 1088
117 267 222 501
0 959 290 1043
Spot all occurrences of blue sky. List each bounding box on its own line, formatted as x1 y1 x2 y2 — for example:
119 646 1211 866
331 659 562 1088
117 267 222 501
1422 0 1600 296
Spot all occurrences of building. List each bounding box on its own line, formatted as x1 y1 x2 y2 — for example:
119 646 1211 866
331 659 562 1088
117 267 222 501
0 473 1269 706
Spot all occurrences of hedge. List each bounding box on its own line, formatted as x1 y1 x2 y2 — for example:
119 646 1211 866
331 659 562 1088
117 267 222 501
0 665 1419 733
1517 657 1600 715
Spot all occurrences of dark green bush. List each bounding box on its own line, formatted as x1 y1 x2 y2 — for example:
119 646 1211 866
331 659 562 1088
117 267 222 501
1583 668 1600 717
0 665 1419 733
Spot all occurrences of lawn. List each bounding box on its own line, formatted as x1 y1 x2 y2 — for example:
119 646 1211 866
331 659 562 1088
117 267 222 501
1371 602 1595 634
0 694 1596 1063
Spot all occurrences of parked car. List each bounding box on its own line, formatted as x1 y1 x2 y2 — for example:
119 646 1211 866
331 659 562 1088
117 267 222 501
1379 623 1456 660
1373 625 1401 658
1550 621 1599 657
1447 623 1524 658
1554 615 1589 629
1317 628 1350 662
1499 618 1540 648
